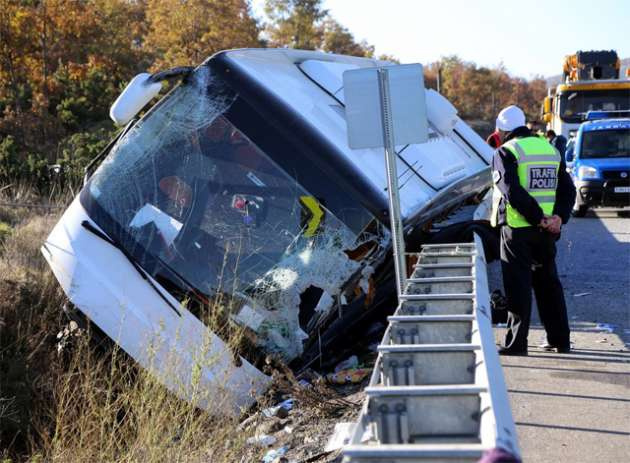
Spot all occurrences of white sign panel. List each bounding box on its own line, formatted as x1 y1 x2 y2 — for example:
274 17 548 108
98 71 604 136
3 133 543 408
343 64 428 149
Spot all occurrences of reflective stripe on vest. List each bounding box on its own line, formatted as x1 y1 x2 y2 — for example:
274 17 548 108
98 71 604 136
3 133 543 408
491 136 561 228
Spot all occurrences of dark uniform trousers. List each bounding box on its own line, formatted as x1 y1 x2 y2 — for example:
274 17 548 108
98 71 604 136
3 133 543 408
501 225 570 351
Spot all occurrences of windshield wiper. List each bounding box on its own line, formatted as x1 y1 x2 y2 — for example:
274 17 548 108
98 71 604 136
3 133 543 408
81 220 182 317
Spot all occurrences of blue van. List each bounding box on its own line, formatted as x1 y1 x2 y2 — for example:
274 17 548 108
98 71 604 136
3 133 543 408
565 112 630 216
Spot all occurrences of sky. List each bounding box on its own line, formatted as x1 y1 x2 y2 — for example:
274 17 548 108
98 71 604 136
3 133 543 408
252 0 629 79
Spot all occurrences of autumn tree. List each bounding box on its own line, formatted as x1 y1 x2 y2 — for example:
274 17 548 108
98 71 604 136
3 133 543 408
321 18 373 57
0 1 551 189
145 0 261 69
0 0 147 186
264 0 327 50
425 55 547 127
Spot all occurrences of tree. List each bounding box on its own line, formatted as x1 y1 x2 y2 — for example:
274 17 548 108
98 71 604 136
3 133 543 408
145 0 261 69
264 0 327 50
321 18 373 57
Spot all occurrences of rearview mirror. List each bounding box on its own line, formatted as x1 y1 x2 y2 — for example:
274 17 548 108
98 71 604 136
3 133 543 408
565 147 574 163
110 73 163 126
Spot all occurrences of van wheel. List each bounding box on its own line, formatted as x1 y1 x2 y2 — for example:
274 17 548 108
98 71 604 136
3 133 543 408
572 205 588 217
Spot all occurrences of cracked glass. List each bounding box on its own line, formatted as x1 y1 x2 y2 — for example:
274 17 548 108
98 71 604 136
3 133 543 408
81 65 387 359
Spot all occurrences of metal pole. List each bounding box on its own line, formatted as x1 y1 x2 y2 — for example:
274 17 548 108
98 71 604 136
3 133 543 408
377 68 407 297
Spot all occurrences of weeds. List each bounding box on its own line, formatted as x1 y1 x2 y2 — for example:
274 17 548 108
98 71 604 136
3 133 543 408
0 187 253 462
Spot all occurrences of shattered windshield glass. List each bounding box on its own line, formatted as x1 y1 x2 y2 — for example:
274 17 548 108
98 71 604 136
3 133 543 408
81 66 387 360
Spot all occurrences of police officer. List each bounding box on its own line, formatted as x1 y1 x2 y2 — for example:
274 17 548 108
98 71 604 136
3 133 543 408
491 105 576 355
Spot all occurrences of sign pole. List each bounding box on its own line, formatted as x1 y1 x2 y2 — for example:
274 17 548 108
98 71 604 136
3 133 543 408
377 68 407 297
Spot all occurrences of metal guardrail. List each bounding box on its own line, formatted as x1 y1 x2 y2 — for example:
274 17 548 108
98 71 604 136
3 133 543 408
342 236 520 462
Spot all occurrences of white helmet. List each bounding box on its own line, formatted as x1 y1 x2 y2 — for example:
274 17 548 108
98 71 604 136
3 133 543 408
496 105 526 132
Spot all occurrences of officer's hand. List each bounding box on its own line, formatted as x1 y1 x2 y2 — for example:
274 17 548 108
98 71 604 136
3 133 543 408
546 215 562 234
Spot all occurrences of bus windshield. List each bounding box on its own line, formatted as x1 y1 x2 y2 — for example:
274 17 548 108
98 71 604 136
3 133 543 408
80 65 386 359
559 89 630 123
581 128 630 159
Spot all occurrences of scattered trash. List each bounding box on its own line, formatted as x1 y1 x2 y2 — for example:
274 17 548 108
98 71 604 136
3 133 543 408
237 413 258 431
297 379 312 388
334 355 359 372
247 434 277 447
326 368 371 384
324 422 356 451
573 292 591 297
283 425 294 434
262 399 294 418
263 446 288 463
56 320 83 354
595 323 615 333
256 418 284 435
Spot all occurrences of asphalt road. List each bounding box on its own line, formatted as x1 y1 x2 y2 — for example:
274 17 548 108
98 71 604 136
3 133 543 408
491 209 630 462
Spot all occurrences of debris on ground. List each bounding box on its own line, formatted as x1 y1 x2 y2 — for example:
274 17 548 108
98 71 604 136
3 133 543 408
247 434 278 447
263 446 288 462
262 399 294 418
324 422 356 452
326 368 371 385
233 352 372 463
334 355 359 372
573 292 592 297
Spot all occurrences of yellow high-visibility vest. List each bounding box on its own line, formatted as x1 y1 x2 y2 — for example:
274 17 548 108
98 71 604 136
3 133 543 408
491 137 561 228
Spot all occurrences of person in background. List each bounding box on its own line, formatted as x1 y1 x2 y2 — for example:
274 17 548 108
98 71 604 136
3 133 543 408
546 129 568 156
486 130 502 148
490 105 576 356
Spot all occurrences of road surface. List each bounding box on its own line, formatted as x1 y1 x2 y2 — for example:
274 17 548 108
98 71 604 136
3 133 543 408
491 209 630 462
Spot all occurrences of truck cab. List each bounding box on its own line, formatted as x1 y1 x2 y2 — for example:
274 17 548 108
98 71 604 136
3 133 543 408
542 50 630 140
566 111 630 216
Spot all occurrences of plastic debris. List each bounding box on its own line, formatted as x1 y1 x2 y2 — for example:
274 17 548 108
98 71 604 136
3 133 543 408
262 399 294 418
324 422 356 451
297 379 312 388
247 434 277 447
334 355 359 372
573 292 591 297
262 446 288 463
326 368 371 384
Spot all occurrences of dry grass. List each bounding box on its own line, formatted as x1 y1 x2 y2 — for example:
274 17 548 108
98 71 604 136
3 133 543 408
0 187 264 463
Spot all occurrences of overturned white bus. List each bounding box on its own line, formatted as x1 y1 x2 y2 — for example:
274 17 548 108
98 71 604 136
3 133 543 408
42 49 493 412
